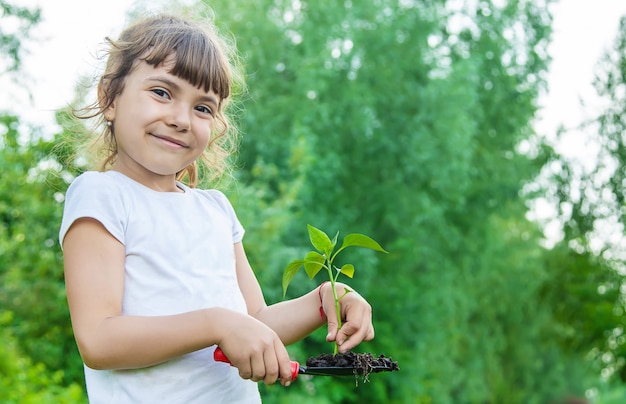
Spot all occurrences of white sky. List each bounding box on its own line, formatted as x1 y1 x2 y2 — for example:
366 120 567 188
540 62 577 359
2 0 626 149
536 1 626 159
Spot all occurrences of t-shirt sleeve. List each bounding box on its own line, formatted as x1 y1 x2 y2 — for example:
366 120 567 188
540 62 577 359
205 189 245 243
58 172 127 248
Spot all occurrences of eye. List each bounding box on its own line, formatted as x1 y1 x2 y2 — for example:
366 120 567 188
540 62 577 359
151 88 170 99
195 105 215 117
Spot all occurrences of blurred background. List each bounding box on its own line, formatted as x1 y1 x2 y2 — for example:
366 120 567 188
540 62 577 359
2 0 626 402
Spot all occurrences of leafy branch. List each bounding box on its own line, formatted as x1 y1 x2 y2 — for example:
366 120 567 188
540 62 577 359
282 224 388 354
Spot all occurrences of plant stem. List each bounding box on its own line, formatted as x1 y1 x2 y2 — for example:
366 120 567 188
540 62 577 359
327 266 342 355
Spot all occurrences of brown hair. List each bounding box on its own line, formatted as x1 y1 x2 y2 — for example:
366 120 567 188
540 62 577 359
74 13 244 187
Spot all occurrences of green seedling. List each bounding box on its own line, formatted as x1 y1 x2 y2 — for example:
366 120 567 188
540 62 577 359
282 224 388 355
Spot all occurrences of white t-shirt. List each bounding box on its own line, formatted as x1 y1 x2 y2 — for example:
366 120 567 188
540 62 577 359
59 171 261 404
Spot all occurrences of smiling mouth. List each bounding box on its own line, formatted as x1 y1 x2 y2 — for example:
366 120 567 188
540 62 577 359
151 134 188 148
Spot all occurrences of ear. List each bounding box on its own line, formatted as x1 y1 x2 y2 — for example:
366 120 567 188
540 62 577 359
98 81 117 121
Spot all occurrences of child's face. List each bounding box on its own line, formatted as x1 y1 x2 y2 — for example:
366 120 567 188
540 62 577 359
105 57 219 185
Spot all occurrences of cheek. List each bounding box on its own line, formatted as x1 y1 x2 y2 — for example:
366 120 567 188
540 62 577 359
199 130 212 149
198 123 214 147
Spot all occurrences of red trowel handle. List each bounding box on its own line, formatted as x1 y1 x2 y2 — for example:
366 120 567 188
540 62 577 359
213 347 300 381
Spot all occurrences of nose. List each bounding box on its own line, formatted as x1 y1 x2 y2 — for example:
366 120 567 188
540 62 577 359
167 103 191 132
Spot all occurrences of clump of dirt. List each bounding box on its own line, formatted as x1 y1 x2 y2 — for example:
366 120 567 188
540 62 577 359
306 352 399 382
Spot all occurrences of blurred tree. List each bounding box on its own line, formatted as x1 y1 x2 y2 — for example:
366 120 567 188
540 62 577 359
0 1 86 400
0 311 85 403
539 14 626 385
0 113 85 386
203 0 595 402
0 0 40 73
3 0 623 402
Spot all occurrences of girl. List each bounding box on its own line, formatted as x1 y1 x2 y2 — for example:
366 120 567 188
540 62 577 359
59 12 375 404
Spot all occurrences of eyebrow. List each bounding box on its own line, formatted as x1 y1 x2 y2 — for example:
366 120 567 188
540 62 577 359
146 76 220 106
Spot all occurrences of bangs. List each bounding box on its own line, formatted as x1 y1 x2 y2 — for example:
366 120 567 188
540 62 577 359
125 18 232 101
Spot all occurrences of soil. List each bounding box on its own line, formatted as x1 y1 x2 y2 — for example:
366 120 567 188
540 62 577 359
306 352 399 381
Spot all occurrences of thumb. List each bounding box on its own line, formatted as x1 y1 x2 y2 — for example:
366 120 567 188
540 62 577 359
324 302 339 342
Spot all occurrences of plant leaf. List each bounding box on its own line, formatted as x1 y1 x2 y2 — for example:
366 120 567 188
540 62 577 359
339 233 388 253
339 263 355 278
307 224 333 256
282 259 304 297
304 251 325 279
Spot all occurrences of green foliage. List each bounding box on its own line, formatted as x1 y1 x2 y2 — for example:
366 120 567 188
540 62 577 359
0 311 86 403
0 2 86 398
540 14 626 384
592 16 626 223
3 0 626 402
595 382 626 404
283 224 387 296
283 224 387 354
206 0 598 402
0 114 84 386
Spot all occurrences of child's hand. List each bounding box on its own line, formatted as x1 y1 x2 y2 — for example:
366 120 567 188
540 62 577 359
216 311 294 386
321 283 375 353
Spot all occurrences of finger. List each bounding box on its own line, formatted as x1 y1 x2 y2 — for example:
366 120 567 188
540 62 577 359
336 321 365 353
337 306 373 352
274 341 294 386
324 304 339 342
262 348 280 385
320 283 341 341
237 357 253 381
249 349 266 383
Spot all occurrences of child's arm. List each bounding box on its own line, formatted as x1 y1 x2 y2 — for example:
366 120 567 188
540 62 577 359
235 243 375 353
63 218 293 385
